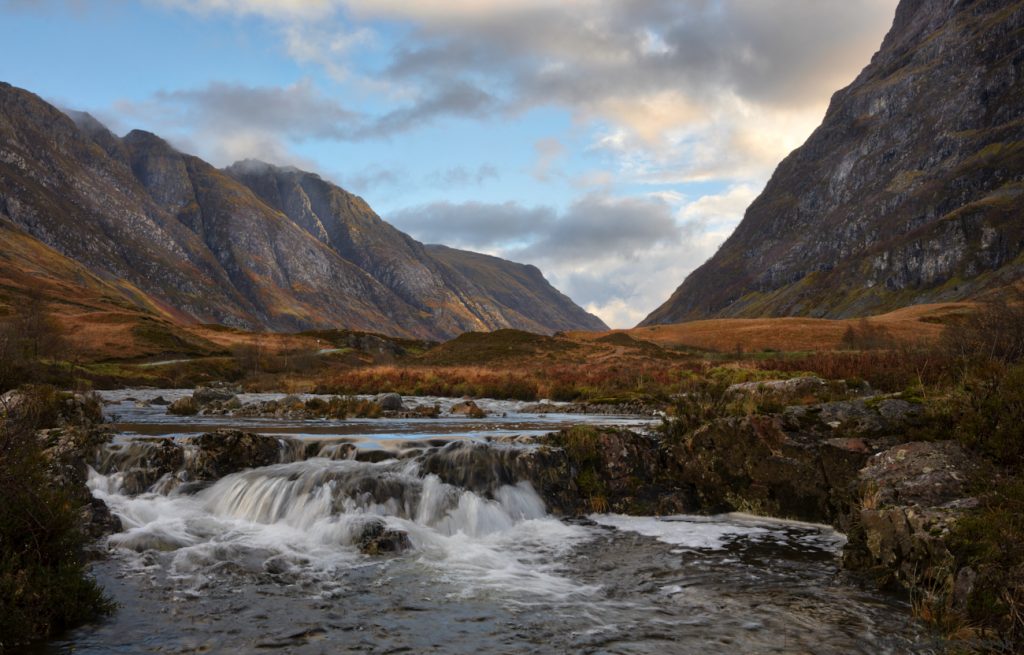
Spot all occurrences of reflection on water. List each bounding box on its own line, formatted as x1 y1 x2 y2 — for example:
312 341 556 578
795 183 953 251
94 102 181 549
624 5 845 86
23 390 940 654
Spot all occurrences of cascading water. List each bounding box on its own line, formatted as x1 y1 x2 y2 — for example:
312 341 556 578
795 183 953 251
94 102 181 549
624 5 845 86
24 391 942 654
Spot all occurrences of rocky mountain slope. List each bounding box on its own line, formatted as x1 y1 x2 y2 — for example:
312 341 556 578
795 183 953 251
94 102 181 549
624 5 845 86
642 0 1024 326
0 83 605 339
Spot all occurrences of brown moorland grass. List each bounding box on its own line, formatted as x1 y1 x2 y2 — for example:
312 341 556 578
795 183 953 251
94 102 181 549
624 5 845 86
569 303 973 353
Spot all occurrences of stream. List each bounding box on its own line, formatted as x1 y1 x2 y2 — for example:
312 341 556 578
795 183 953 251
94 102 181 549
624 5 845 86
26 390 941 654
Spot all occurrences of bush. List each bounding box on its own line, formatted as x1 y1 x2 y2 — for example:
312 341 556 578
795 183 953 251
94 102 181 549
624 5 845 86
942 289 1024 370
0 400 113 649
948 476 1024 649
946 364 1024 467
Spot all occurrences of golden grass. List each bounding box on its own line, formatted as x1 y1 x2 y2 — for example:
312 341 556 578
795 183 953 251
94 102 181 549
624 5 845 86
569 303 973 353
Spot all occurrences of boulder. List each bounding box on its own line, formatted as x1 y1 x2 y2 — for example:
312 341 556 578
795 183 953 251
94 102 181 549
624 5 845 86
179 430 287 479
450 400 487 418
375 393 405 411
354 519 411 555
726 376 828 398
192 387 237 406
844 441 980 599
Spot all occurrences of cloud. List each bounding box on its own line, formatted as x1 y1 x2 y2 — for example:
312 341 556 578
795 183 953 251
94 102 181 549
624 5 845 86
112 79 358 166
515 193 680 264
389 191 709 327
353 81 498 139
388 201 554 250
426 164 499 189
532 137 564 182
341 165 404 194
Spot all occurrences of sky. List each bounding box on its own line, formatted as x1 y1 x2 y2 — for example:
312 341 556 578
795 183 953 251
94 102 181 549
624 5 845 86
0 0 898 328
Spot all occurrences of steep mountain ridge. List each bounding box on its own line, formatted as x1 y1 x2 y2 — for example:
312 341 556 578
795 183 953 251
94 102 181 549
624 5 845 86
0 82 606 338
642 0 1024 326
226 161 608 334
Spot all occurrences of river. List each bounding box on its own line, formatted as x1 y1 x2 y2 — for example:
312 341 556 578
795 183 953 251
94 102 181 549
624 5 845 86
26 390 941 654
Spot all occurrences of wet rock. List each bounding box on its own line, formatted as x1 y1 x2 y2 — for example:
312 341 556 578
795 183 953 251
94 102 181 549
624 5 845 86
150 395 170 406
38 425 119 537
535 428 692 516
97 438 186 495
192 387 238 407
167 397 198 416
179 430 288 479
355 449 395 464
376 393 405 411
355 519 411 556
450 400 487 418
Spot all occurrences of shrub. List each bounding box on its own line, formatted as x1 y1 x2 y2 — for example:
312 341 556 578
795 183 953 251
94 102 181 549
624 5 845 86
942 289 1024 370
948 364 1024 467
0 402 113 648
948 476 1024 649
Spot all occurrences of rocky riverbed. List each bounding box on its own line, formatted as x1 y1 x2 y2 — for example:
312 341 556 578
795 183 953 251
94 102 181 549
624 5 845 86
12 388 958 653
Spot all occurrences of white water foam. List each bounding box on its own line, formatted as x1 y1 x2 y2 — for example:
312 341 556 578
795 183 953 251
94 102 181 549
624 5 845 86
89 459 596 603
590 513 845 552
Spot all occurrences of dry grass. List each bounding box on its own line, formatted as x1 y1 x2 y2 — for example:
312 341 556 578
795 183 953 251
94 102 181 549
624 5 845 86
571 303 972 353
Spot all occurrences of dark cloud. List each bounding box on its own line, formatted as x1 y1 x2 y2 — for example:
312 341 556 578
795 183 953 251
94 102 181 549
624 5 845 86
518 193 681 263
353 81 498 139
139 80 358 140
389 193 679 263
388 200 554 249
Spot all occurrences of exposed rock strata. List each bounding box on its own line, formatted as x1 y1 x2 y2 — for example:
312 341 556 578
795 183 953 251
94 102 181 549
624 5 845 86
0 83 606 338
643 0 1024 325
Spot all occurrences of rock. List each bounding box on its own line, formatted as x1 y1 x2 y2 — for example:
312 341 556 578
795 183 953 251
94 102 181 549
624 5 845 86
375 393 405 411
150 395 170 406
0 389 23 416
178 430 288 479
725 376 828 398
192 387 237 406
843 441 980 600
450 400 487 418
167 397 198 416
354 519 411 555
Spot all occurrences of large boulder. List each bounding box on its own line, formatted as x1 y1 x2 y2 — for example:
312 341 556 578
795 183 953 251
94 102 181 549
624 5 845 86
179 430 288 479
844 441 980 599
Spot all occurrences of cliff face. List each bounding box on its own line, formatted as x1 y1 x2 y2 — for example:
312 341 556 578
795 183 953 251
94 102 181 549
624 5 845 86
642 0 1024 326
0 83 606 338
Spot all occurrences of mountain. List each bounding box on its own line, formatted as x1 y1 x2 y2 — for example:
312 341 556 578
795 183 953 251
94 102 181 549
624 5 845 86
0 82 606 339
424 244 608 333
642 0 1024 326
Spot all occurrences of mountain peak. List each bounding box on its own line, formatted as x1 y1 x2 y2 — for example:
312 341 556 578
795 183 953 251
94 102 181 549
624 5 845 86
641 0 1024 326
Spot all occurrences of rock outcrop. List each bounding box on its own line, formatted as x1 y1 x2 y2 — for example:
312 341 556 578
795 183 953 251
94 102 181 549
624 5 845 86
0 83 606 338
643 0 1024 325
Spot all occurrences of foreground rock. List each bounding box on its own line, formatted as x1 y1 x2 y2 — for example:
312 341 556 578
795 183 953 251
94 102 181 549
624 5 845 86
676 398 921 527
844 441 980 602
95 430 302 495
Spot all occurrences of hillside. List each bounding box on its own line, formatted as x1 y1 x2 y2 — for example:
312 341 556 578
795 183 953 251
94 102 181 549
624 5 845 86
642 0 1024 325
0 82 605 339
580 303 968 354
424 245 608 333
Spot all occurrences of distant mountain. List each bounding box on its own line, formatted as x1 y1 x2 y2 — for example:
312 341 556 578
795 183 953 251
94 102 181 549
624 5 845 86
642 0 1024 326
424 244 608 333
0 82 606 338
